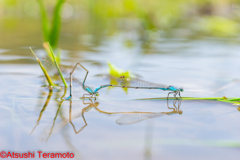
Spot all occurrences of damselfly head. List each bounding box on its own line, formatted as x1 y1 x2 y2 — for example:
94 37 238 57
95 92 99 96
180 88 184 92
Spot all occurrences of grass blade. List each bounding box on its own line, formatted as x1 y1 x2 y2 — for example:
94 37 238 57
47 42 68 88
56 47 61 64
30 47 55 87
43 42 53 60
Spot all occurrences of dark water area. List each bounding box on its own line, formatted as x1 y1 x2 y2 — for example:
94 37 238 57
0 18 240 160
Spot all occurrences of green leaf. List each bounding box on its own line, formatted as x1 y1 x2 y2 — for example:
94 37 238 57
47 42 68 88
49 0 65 49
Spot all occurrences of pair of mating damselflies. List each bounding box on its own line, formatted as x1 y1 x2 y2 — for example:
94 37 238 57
40 58 183 99
66 63 184 100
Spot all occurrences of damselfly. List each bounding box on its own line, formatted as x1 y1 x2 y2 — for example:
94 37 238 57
66 63 183 99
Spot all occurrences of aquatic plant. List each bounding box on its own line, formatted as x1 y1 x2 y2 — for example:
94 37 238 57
30 43 68 88
46 42 68 88
30 47 55 87
38 0 64 64
38 0 64 49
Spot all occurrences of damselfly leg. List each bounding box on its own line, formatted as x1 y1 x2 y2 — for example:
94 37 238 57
174 92 178 99
178 91 182 99
167 91 181 100
68 62 89 99
167 91 175 101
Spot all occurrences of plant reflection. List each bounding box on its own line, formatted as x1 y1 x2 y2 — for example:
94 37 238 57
46 88 67 141
31 88 67 139
31 89 53 135
69 98 182 134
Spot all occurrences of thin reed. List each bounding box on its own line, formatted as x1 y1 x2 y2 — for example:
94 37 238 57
30 47 55 87
47 42 68 88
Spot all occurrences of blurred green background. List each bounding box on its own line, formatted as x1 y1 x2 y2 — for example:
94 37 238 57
1 0 240 50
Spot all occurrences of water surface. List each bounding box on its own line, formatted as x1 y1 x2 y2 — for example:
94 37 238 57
0 23 240 160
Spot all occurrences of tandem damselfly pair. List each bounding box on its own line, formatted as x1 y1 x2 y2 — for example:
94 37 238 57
66 63 183 100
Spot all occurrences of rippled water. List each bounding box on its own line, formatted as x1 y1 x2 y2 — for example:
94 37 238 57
0 22 240 159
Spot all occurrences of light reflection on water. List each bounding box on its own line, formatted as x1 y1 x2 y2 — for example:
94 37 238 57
1 34 240 159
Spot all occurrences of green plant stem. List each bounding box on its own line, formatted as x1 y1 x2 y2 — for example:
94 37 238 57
181 97 225 100
30 47 55 87
47 42 68 88
137 97 240 105
182 97 240 104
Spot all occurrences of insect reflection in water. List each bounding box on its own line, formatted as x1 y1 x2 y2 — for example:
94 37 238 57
69 99 182 134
